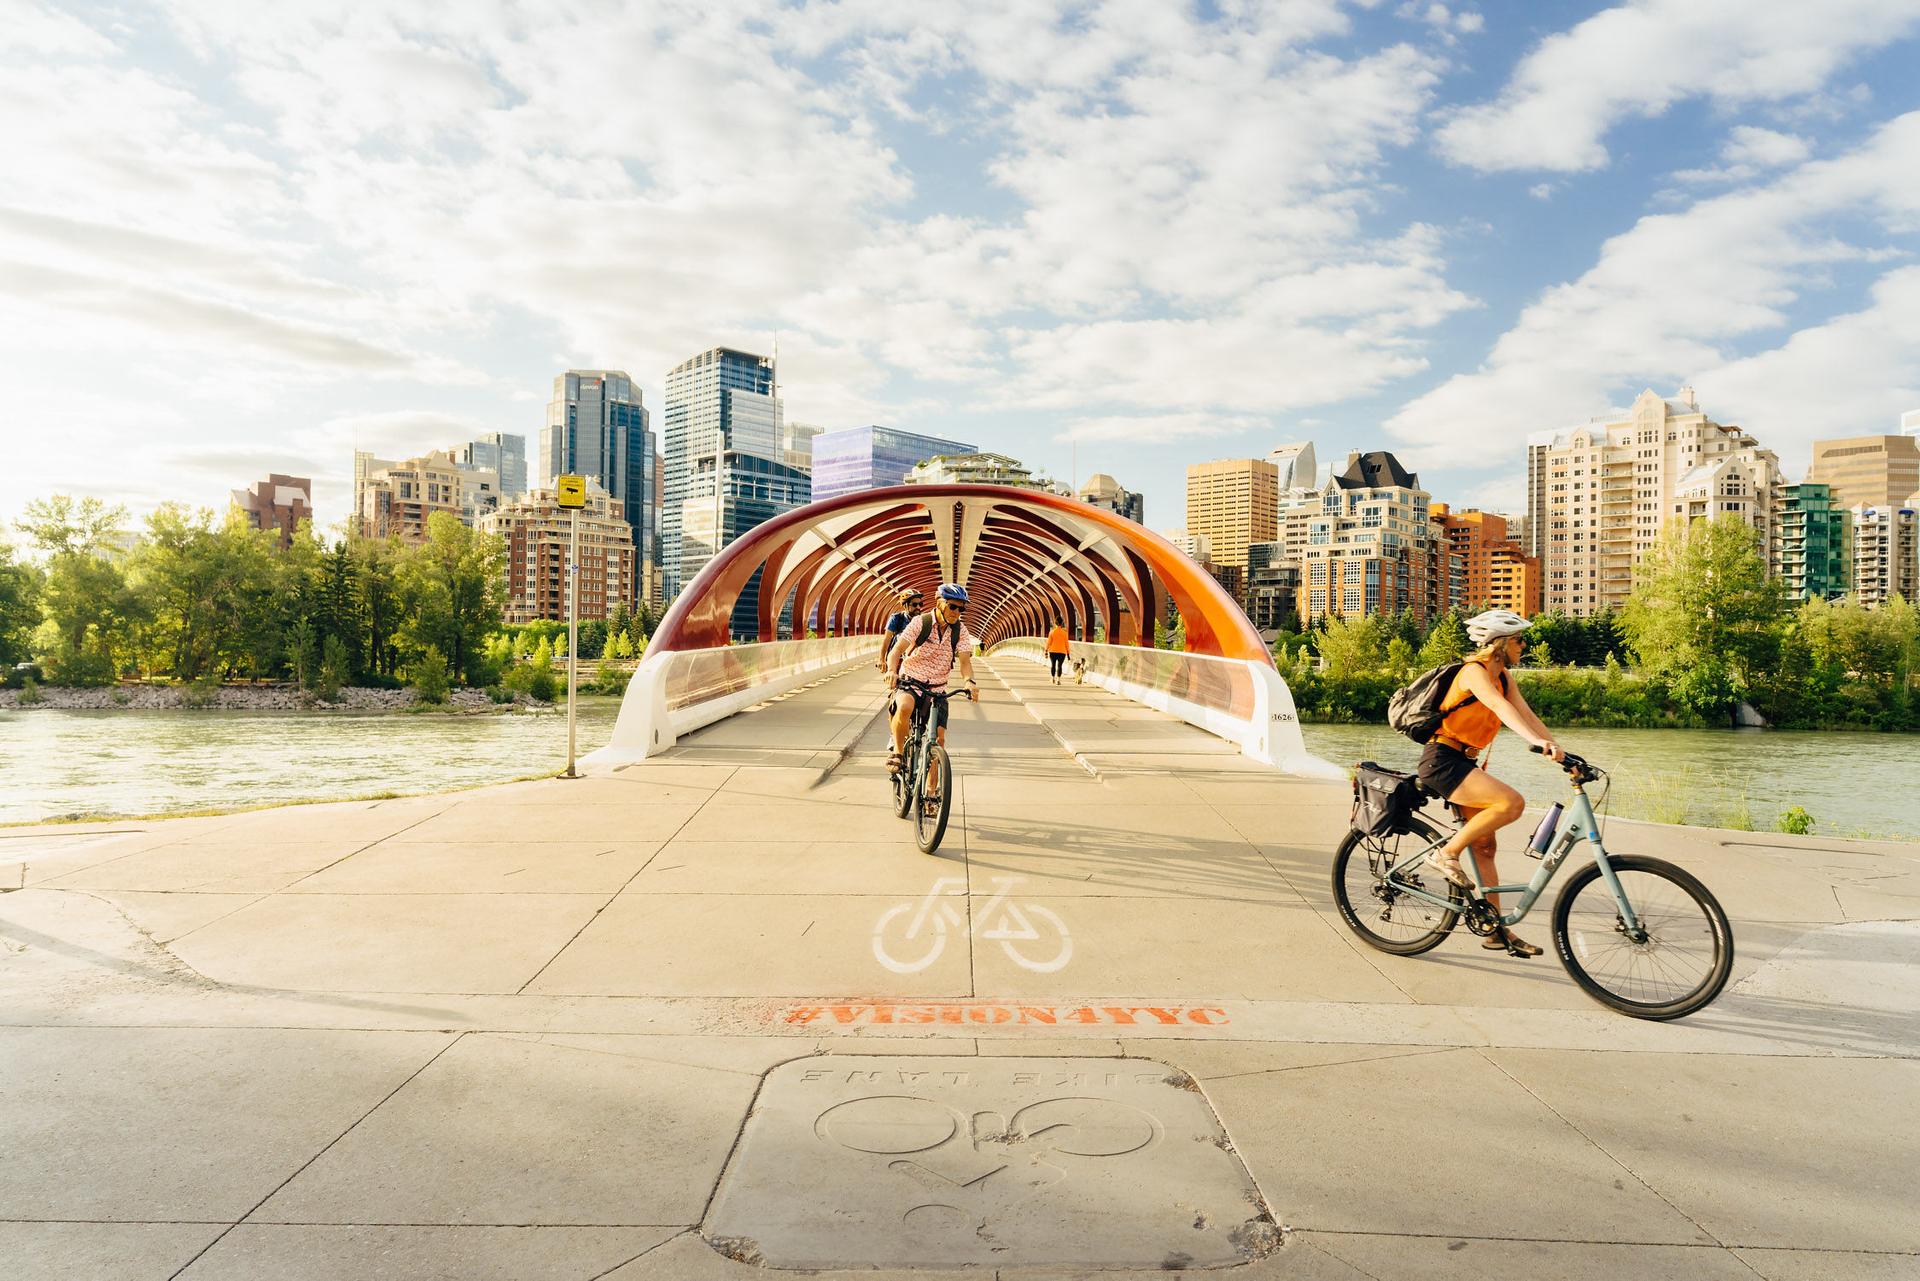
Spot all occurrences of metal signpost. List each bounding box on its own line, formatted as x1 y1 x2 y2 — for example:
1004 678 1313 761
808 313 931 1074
556 475 586 778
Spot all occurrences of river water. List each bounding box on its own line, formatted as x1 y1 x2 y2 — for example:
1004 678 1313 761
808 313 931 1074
1 705 1914 841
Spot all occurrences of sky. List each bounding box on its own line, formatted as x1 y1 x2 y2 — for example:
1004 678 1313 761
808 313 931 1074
2 0 1918 540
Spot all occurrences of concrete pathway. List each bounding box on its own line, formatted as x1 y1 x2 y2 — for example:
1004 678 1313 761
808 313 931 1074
0 658 1915 1279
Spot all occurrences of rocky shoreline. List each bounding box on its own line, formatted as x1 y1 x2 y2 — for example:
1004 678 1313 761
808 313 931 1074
0 684 539 713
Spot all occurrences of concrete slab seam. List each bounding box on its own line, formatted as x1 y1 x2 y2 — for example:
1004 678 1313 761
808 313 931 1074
1472 1047 1729 1250
163 1030 468 1281
586 1227 693 1280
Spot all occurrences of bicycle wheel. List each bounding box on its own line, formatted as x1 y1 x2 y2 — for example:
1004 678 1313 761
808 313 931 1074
1552 855 1733 1020
915 744 953 854
1330 815 1462 956
892 735 915 819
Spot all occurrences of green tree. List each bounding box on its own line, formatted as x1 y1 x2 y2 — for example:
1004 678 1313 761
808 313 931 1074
15 495 134 685
1416 611 1469 670
577 617 607 659
1621 516 1785 724
135 504 279 682
354 537 404 680
411 644 451 704
1528 611 1579 666
0 538 40 666
1315 612 1383 677
398 514 506 685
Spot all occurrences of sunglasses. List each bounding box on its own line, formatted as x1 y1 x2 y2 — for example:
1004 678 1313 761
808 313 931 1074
944 602 966 613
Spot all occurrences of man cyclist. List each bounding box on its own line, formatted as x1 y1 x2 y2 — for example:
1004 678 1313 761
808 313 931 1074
877 588 924 675
1416 608 1565 958
884 583 977 775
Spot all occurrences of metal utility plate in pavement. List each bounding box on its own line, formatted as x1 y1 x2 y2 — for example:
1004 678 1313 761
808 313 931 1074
702 1055 1279 1271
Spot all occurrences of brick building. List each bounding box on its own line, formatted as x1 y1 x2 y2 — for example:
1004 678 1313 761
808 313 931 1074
481 485 637 625
230 474 312 550
1431 504 1541 617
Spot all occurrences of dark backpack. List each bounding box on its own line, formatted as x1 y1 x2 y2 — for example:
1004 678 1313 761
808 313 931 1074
1386 662 1473 743
903 610 961 673
1352 761 1420 837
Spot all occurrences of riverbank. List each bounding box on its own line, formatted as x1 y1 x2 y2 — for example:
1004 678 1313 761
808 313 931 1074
0 684 534 713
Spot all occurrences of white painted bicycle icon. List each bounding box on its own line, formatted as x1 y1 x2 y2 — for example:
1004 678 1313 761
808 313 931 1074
872 876 1073 974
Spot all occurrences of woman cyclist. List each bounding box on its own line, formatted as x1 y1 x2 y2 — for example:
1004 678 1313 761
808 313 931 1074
1418 609 1565 958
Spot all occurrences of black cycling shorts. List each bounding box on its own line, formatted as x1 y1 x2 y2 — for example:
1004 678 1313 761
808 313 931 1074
899 682 951 732
1415 741 1480 802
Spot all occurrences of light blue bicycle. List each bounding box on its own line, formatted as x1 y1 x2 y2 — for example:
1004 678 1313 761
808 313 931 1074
1333 748 1734 1020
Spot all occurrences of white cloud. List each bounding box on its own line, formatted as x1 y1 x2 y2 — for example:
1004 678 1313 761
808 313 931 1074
1389 111 1920 474
1671 125 1813 185
1436 0 1919 173
1058 412 1271 443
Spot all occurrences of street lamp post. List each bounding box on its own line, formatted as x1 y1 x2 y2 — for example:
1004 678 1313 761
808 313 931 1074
557 475 587 779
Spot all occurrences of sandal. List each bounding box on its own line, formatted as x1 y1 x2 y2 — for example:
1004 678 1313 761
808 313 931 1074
1423 849 1473 890
885 750 903 775
1483 927 1543 958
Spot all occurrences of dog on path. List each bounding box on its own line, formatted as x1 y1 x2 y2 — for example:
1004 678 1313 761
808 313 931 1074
1071 657 1088 685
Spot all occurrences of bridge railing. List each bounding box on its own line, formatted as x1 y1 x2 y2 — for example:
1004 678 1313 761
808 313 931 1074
580 635 877 771
990 638 1339 779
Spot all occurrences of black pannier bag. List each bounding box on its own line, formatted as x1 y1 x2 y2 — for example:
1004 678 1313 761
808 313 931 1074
1351 761 1421 837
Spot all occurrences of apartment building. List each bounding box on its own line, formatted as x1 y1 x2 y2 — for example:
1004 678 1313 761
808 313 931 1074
1847 498 1918 609
1186 458 1279 604
1247 541 1301 633
480 484 637 625
1808 433 1920 510
230 474 312 550
355 451 470 543
1776 483 1850 602
1160 529 1213 563
1297 451 1438 626
1526 388 1783 616
1078 473 1145 524
1432 504 1542 616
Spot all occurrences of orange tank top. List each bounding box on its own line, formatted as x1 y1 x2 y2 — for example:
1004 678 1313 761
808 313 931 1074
1045 626 1070 655
1437 659 1507 754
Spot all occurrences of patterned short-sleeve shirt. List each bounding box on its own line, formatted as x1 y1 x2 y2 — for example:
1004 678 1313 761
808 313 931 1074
896 615 975 689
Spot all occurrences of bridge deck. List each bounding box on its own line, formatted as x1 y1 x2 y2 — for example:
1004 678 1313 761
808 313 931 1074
1 661 1915 1278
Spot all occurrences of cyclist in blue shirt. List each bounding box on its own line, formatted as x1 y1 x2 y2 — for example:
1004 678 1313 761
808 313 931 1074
877 588 924 674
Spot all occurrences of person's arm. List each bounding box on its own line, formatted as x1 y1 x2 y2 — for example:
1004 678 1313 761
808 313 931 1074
1459 663 1562 760
957 646 977 699
876 632 891 669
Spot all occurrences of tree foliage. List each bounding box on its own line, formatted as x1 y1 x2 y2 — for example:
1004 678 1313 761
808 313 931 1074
1621 516 1785 724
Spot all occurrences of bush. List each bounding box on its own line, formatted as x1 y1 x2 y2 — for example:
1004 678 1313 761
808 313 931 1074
17 675 42 704
316 635 348 703
47 649 116 687
501 652 557 702
181 676 222 709
412 648 451 704
1777 806 1815 836
590 665 633 696
485 684 516 704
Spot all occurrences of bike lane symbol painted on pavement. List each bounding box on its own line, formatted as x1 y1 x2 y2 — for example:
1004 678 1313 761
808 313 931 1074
873 875 1073 974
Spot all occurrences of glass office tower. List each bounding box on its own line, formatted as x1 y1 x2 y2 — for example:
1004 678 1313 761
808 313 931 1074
810 426 978 503
539 372 654 603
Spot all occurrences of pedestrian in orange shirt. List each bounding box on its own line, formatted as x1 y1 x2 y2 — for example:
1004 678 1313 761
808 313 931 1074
1045 619 1071 684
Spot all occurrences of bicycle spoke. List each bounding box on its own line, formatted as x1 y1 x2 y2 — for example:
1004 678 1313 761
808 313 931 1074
1560 867 1723 1010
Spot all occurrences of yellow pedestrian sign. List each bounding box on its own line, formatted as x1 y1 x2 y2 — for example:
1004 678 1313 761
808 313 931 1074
556 474 586 509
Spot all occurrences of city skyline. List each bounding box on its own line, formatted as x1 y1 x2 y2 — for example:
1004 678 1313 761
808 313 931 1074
3 4 1918 538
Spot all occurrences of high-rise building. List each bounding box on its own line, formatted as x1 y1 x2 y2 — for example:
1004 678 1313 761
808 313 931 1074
541 371 654 605
1078 473 1144 524
1847 497 1918 608
1269 442 1318 492
1186 458 1279 604
1297 451 1438 625
811 426 977 502
1902 409 1919 437
456 466 504 527
782 421 824 474
1161 529 1213 564
1431 504 1541 617
462 433 527 497
1776 483 1851 603
1808 433 1920 511
1247 541 1300 634
1527 388 1783 617
355 451 468 543
481 483 636 625
661 348 793 603
230 474 312 550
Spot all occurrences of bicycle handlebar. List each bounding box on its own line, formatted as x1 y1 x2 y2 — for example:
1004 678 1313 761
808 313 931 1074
1531 744 1598 780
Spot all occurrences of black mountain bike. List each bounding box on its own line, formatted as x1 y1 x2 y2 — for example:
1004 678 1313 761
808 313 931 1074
891 678 968 854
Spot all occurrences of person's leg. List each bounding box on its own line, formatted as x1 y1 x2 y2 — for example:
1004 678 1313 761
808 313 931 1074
1438 769 1523 861
889 690 916 766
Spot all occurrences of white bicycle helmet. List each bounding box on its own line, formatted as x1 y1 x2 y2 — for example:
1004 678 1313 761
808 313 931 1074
1466 608 1531 648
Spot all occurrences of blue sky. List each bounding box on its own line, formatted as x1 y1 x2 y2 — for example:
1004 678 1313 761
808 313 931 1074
2 0 1917 537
